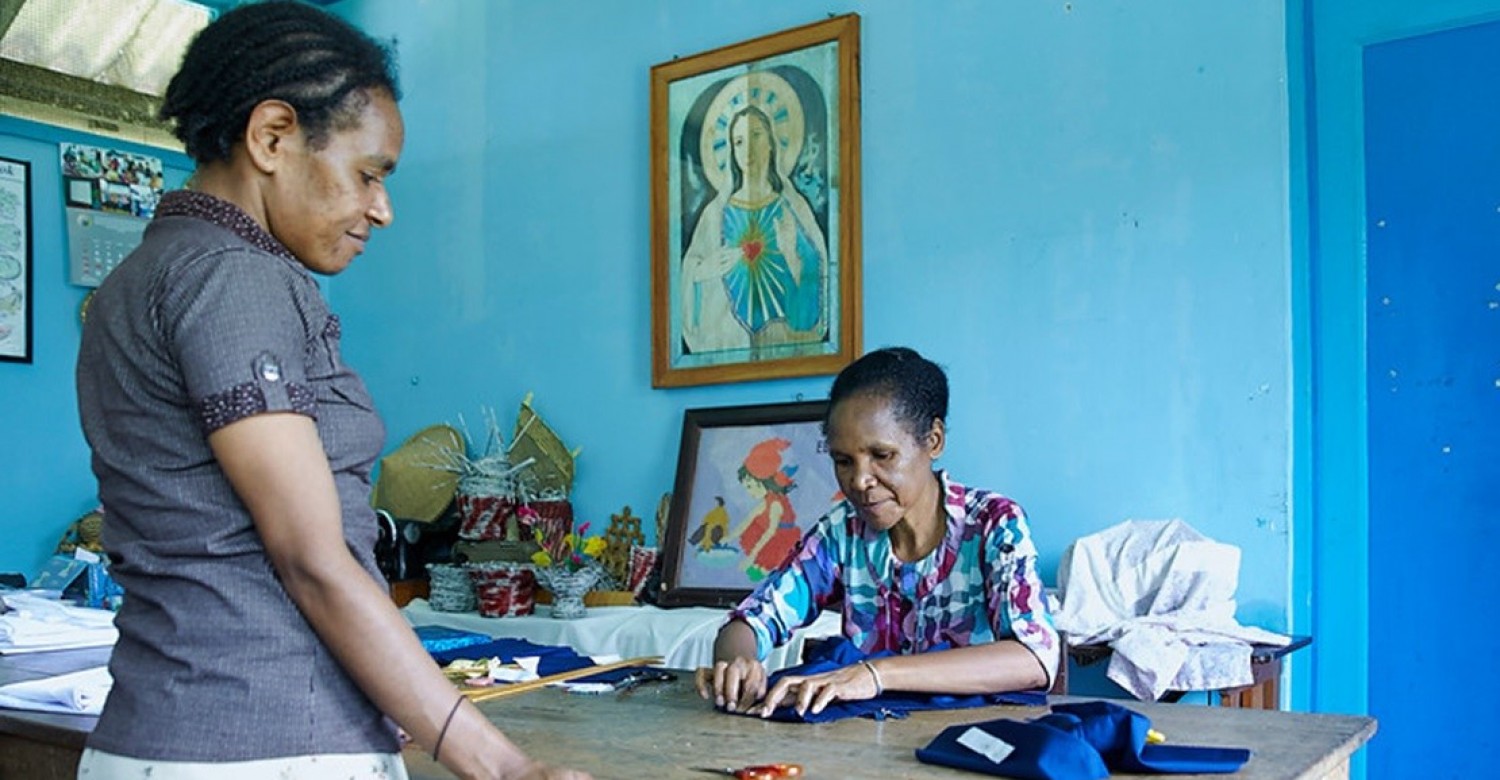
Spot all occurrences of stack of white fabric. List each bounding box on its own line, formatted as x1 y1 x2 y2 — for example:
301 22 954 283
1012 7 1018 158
0 592 119 654
1053 519 1290 701
0 665 112 715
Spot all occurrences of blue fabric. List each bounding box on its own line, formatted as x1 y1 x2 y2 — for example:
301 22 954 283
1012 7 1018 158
413 625 494 656
916 716 1109 780
742 638 1046 724
915 700 1251 777
1050 701 1251 774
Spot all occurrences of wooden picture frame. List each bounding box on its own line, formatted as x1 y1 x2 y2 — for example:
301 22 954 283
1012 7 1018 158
659 400 840 608
650 14 862 387
0 156 32 364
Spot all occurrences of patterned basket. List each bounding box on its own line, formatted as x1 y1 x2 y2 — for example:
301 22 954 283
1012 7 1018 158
425 563 476 613
535 564 601 620
455 491 517 541
465 562 536 618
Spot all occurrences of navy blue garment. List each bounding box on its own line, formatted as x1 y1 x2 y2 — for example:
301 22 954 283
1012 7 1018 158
426 636 636 685
915 700 1251 777
744 637 1047 724
916 714 1109 780
1050 701 1251 774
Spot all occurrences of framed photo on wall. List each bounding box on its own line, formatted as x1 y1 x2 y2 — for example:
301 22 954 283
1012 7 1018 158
0 156 32 364
659 400 841 608
650 14 862 388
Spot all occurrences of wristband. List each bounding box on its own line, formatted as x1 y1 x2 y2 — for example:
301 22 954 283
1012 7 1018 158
860 659 884 696
433 695 463 762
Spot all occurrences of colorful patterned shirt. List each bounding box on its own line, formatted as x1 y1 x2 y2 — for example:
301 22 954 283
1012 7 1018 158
730 471 1060 686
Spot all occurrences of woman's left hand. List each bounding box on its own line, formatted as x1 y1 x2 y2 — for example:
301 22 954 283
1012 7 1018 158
756 661 880 718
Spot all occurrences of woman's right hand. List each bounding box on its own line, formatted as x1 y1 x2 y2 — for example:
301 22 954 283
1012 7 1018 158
683 244 741 282
695 656 768 713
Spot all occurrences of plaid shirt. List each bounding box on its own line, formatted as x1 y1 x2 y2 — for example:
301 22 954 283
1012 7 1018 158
732 471 1060 686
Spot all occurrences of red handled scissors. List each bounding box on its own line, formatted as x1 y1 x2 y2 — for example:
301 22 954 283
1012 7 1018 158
691 763 803 780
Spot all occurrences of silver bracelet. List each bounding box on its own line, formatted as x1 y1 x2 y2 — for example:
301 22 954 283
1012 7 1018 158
859 660 884 696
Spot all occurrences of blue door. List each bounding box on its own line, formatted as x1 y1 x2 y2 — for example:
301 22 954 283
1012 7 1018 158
1364 22 1500 779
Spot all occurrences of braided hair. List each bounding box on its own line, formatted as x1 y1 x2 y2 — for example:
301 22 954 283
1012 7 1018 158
826 347 949 441
160 1 400 164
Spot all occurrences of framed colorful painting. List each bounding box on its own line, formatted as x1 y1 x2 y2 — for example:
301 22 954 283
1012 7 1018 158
659 400 841 608
650 15 862 387
0 156 31 364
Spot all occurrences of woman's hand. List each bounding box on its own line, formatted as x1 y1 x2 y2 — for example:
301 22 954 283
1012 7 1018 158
683 244 741 282
695 656 768 713
756 661 880 718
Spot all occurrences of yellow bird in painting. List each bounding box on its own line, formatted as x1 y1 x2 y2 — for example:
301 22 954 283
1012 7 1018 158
687 496 731 553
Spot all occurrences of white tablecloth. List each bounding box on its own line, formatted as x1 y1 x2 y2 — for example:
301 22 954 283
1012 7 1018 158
401 600 841 672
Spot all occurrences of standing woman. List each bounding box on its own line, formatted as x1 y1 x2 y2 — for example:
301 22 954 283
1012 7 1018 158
695 347 1059 717
75 4 586 779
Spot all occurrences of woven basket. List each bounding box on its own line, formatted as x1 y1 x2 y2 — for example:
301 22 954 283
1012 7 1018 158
465 562 536 618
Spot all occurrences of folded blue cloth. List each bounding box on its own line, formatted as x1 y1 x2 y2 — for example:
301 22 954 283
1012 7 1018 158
740 637 1046 724
1050 701 1251 774
915 700 1251 777
917 715 1109 779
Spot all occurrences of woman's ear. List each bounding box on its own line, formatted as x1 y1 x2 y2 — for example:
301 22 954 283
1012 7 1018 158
926 418 946 460
242 100 300 174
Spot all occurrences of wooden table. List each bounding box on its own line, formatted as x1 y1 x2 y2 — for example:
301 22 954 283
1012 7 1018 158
0 646 109 780
0 652 1375 780
402 674 1376 780
1068 636 1316 710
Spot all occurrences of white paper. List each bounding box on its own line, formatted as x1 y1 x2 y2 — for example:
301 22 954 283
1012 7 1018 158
958 726 1016 764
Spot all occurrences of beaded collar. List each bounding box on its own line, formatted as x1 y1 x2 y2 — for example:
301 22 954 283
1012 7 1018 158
156 190 298 264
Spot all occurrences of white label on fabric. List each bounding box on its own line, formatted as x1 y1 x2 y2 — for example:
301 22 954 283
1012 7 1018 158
957 727 1016 764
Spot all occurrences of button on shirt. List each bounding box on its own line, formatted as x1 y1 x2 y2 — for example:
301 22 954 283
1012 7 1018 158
731 471 1061 688
75 191 394 761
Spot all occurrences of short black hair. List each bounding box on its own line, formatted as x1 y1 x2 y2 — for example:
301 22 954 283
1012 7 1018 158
826 347 949 441
160 1 400 164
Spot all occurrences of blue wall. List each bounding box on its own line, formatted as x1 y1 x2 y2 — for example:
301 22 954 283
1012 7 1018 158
1298 0 1500 773
1302 0 1500 712
335 0 1295 631
0 116 191 577
2 0 1301 694
1363 22 1500 776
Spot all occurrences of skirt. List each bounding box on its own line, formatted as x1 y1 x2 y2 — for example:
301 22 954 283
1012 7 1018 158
77 747 410 779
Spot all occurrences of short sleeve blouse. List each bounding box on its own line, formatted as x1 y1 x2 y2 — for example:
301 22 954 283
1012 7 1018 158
75 191 394 761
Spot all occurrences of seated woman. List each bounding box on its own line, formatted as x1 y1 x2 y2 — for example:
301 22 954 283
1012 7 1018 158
694 347 1059 717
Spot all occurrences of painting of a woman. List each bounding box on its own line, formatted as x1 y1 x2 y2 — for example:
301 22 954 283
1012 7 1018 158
681 98 827 354
651 14 860 387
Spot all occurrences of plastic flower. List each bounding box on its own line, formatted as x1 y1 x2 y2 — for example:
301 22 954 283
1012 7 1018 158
531 519 606 572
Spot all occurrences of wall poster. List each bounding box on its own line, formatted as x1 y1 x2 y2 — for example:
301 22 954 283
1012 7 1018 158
0 156 31 364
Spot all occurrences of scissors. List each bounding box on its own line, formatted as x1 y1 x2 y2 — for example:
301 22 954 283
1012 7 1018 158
691 763 803 780
613 668 678 693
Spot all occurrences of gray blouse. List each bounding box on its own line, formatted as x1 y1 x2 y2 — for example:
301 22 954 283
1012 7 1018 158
76 191 397 760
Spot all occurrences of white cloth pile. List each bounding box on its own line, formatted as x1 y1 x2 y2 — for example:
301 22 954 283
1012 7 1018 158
0 592 119 654
1053 519 1289 701
0 665 112 715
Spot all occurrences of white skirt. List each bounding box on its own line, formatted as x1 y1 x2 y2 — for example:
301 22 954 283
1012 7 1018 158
77 747 410 779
